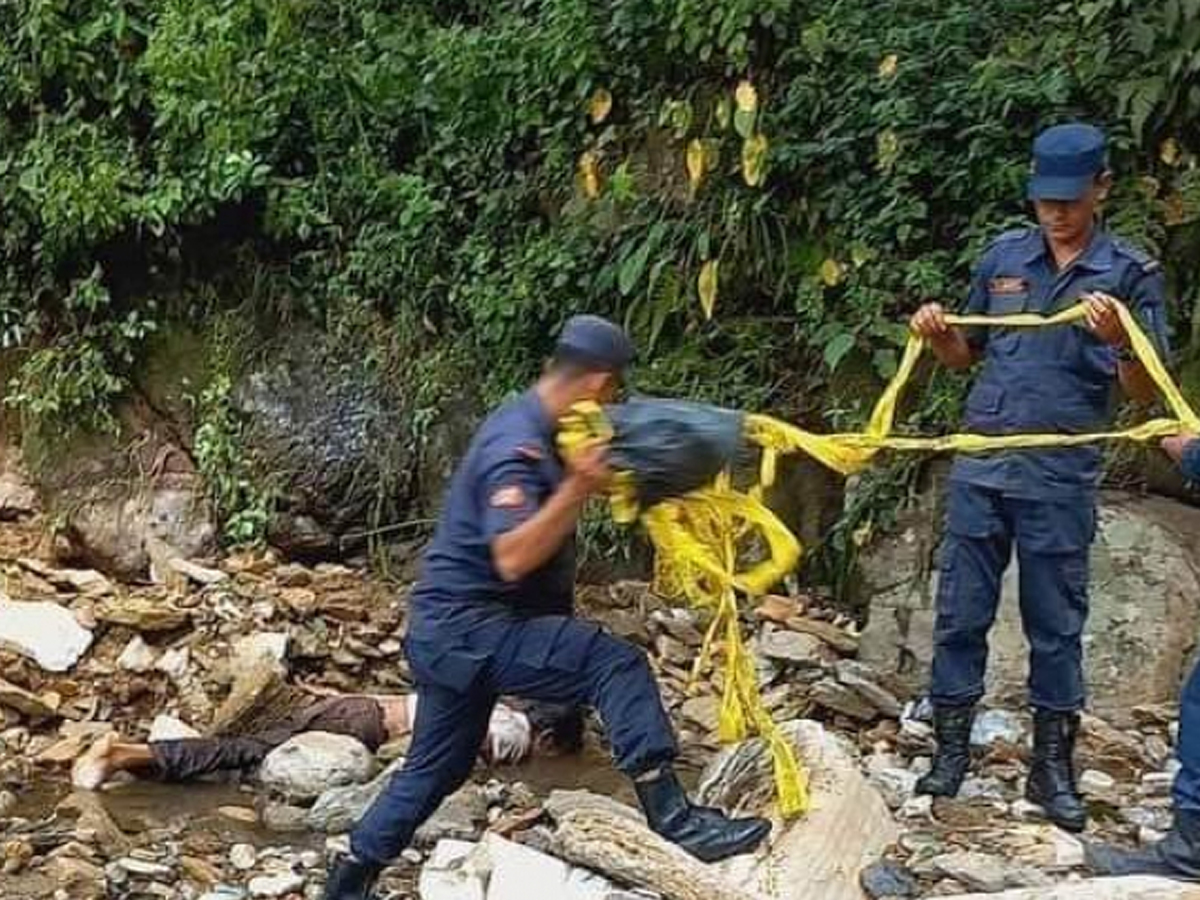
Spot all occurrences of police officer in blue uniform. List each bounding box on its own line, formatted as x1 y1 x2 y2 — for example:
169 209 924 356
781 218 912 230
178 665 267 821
1087 433 1200 879
909 123 1170 832
325 315 771 899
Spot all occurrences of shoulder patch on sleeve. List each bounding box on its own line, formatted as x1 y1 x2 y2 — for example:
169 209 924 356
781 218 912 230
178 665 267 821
490 485 528 509
1112 238 1161 272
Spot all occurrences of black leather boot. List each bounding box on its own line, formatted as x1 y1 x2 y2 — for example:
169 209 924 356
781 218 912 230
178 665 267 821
1026 708 1087 833
915 704 976 797
634 766 772 863
324 853 382 900
1086 808 1200 881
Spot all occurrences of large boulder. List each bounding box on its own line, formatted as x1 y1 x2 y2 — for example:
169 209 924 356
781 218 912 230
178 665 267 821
698 720 898 900
259 731 377 802
857 475 1200 720
234 326 480 558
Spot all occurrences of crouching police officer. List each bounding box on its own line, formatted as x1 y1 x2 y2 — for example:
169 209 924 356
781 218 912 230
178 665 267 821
325 315 771 899
1087 434 1200 879
909 123 1170 832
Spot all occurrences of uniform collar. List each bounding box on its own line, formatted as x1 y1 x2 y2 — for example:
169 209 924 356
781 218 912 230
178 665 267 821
1026 225 1114 272
523 389 557 442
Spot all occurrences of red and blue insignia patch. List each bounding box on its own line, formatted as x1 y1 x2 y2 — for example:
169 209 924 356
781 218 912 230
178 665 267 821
988 277 1028 295
490 485 527 509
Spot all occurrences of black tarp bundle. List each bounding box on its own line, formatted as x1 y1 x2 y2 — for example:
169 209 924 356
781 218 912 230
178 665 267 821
601 397 747 507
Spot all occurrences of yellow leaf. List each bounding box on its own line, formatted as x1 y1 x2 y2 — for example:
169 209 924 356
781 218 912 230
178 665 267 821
876 129 900 172
577 151 601 199
878 54 899 79
686 139 706 191
852 522 872 547
741 133 769 187
715 97 732 131
735 80 758 113
820 258 843 287
698 260 719 320
1161 138 1182 167
588 88 613 124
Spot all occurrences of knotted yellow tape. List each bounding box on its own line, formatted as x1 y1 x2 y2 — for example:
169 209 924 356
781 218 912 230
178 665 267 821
559 300 1198 820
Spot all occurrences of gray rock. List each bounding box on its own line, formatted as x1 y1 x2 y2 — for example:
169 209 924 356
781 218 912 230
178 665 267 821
858 484 1200 719
259 732 377 803
835 660 903 717
414 785 488 847
860 860 920 898
811 679 878 721
263 802 310 833
758 628 828 666
308 758 403 832
931 852 1010 893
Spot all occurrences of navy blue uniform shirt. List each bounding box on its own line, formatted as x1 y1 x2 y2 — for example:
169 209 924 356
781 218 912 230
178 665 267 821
409 390 575 640
952 226 1169 499
1183 440 1200 483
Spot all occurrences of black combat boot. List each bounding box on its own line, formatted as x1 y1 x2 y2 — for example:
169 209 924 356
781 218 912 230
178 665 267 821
633 766 772 863
1025 708 1087 832
915 704 976 797
324 853 382 900
1086 809 1200 880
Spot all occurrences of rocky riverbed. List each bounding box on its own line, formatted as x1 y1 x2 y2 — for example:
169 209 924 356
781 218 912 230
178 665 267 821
1 505 1197 900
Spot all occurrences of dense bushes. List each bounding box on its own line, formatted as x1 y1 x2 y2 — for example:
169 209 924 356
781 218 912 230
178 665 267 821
1 0 1198 538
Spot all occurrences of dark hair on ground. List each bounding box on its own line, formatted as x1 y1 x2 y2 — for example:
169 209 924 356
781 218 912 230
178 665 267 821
526 702 585 754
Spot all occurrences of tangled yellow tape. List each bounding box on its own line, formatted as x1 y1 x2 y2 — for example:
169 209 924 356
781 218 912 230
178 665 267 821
560 301 1198 820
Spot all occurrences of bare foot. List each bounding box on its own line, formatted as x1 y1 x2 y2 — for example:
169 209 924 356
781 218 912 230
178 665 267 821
72 732 119 790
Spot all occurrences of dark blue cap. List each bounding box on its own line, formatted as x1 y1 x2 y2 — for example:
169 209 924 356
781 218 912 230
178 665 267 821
554 314 635 372
1027 123 1108 202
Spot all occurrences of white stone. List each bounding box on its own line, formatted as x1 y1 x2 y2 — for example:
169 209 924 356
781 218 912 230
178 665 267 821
970 708 1024 748
901 794 933 819
229 843 257 871
0 598 93 672
260 732 377 802
232 633 290 673
418 840 487 900
1141 772 1174 797
938 875 1200 899
1052 831 1085 868
248 872 304 897
154 647 191 681
148 714 201 742
117 636 158 673
484 833 613 900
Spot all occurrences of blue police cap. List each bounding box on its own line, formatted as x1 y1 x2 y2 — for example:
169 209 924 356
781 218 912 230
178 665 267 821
1027 123 1108 202
554 314 635 372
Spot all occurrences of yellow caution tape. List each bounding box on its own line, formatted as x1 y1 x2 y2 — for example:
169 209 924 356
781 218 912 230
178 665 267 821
559 299 1198 820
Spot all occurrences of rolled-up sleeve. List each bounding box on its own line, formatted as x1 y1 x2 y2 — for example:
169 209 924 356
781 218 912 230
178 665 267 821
479 451 546 541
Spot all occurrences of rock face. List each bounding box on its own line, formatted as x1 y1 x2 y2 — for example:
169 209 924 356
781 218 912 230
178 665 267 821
697 720 899 900
258 732 377 802
234 327 480 558
857 482 1200 720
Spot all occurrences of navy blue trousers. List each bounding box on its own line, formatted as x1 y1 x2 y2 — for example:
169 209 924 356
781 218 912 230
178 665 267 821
930 481 1094 712
1174 659 1200 812
350 615 677 864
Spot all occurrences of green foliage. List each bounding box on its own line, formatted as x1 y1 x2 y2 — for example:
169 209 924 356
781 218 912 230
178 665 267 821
1 0 1199 550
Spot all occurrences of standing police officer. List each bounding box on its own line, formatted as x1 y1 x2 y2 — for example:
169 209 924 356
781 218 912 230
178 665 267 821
1087 433 1200 880
325 315 771 899
908 123 1170 832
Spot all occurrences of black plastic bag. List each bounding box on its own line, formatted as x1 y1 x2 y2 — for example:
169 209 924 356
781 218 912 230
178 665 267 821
603 397 746 507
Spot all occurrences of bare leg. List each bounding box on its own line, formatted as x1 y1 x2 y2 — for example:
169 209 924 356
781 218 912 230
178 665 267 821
72 733 156 789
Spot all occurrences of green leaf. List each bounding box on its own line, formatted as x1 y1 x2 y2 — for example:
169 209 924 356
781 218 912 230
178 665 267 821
824 332 856 371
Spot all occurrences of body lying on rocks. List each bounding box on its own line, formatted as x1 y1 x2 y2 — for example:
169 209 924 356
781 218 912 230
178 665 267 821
72 689 583 790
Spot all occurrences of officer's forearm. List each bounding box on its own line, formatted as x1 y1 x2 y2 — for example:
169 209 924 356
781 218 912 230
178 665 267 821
492 477 589 582
1117 359 1158 405
926 329 977 370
